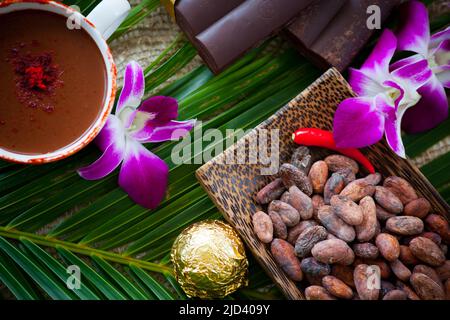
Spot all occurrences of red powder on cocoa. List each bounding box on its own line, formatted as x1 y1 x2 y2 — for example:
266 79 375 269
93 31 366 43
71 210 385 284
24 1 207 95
9 42 63 111
25 66 48 90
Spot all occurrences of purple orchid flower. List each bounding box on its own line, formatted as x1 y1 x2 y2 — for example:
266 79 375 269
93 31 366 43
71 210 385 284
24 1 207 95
78 61 196 209
393 0 449 133
333 29 432 158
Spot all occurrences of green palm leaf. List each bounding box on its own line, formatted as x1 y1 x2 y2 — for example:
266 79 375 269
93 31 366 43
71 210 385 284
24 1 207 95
56 247 127 300
0 250 40 300
21 239 100 300
90 255 148 300
0 237 74 300
130 265 175 300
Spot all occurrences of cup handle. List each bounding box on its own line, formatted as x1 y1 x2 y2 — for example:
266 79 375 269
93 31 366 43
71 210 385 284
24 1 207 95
87 0 131 40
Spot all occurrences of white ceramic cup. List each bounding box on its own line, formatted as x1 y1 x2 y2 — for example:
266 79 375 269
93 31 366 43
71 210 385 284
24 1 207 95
0 0 130 164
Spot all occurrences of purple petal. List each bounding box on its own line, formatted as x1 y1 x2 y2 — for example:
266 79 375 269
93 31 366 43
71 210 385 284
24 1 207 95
131 119 196 143
348 68 384 97
333 97 385 149
117 61 145 114
396 0 430 56
95 115 125 152
390 54 422 72
391 59 433 90
119 140 169 209
430 26 450 49
138 96 179 124
435 65 450 88
361 29 397 76
384 108 406 158
402 75 449 133
78 141 125 180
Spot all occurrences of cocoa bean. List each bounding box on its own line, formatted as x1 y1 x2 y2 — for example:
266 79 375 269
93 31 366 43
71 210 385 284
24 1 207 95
270 239 303 281
382 229 402 241
312 195 325 220
410 272 445 300
356 196 378 242
374 186 403 214
425 214 450 244
409 237 445 267
383 176 418 205
294 226 328 258
399 245 420 265
330 195 363 226
311 239 354 265
252 211 273 243
288 185 313 220
324 155 359 174
390 259 411 282
435 260 450 281
256 178 285 204
322 275 353 299
305 286 336 300
324 173 345 204
376 233 400 262
354 264 380 300
404 198 431 219
421 232 442 245
383 289 407 300
291 146 312 174
396 281 420 300
301 257 331 277
280 191 290 203
318 205 355 242
413 265 443 288
372 260 391 280
269 211 287 240
376 204 396 221
353 243 379 259
287 220 318 245
269 200 300 227
354 258 391 279
386 216 424 236
308 161 328 194
279 163 312 195
362 173 382 186
331 265 355 288
340 179 375 202
336 168 356 185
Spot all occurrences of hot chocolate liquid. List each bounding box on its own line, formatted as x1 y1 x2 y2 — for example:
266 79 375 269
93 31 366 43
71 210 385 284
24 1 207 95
0 10 107 154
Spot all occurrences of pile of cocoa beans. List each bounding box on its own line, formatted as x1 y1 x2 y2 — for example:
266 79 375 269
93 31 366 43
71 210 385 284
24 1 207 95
253 146 450 300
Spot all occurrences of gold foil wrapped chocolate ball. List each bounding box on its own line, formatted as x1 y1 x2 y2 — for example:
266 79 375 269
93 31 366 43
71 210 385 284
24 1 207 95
171 220 248 299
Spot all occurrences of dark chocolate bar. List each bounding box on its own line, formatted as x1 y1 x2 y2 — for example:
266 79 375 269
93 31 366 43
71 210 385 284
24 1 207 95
195 0 315 74
285 0 346 48
175 0 245 42
291 0 402 71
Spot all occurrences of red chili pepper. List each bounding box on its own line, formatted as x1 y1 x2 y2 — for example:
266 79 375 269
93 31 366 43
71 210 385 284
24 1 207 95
292 128 375 174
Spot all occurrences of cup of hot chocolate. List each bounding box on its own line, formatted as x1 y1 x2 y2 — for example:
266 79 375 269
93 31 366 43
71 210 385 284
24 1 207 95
0 0 130 163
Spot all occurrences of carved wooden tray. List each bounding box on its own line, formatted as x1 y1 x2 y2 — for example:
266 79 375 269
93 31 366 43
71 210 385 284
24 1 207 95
196 68 450 300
